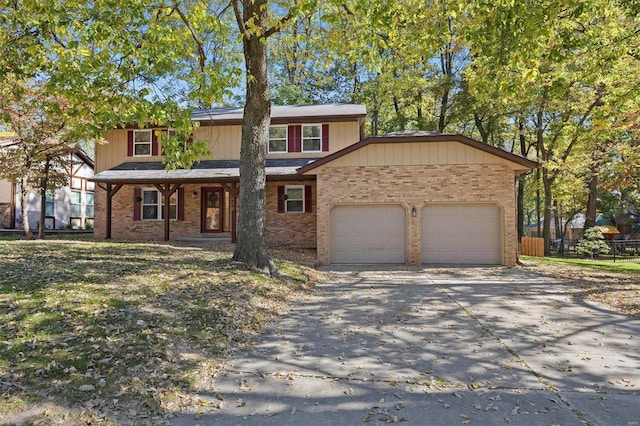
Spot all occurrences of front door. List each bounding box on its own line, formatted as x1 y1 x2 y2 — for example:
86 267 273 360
201 187 223 232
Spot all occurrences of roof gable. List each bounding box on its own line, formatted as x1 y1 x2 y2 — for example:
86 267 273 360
298 132 537 175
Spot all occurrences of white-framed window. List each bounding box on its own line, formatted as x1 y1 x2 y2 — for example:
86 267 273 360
268 125 288 153
161 128 177 144
70 190 81 217
285 185 304 213
141 189 177 220
45 190 55 216
302 124 321 152
85 192 94 218
133 129 152 157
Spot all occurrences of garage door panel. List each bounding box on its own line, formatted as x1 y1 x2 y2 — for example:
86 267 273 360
422 204 501 264
331 205 405 264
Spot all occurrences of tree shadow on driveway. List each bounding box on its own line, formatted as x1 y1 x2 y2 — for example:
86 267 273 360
169 266 640 425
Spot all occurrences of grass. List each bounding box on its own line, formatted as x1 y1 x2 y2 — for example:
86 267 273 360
0 239 321 424
521 255 640 274
521 254 640 318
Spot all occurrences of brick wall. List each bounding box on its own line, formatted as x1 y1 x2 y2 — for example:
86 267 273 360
94 181 316 248
94 184 206 241
315 164 517 266
265 181 316 247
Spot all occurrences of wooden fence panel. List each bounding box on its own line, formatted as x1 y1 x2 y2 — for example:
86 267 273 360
519 237 544 257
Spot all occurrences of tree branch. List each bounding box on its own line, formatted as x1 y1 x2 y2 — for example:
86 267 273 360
263 10 294 39
230 0 245 35
172 4 207 72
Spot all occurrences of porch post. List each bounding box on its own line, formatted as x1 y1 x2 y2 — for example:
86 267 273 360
106 184 112 239
163 184 170 241
220 181 239 243
154 183 181 241
101 183 123 239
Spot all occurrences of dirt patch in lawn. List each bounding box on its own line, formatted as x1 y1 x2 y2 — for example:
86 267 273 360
520 260 640 318
0 240 325 425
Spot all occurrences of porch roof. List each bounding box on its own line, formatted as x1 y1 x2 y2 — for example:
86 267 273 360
91 158 316 184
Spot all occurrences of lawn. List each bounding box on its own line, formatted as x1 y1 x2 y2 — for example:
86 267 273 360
521 255 640 274
0 239 321 425
520 255 640 318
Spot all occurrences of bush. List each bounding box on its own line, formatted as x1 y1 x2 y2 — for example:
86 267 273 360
576 227 611 259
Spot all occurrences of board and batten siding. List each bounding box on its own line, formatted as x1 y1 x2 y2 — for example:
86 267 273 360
97 121 362 173
316 141 528 172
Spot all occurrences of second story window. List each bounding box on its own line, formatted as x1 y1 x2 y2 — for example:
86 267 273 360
133 130 152 156
302 125 321 152
268 126 287 153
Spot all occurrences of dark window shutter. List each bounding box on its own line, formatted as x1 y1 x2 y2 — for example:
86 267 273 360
133 187 141 221
277 185 285 213
288 125 302 152
177 188 185 221
151 130 159 156
321 124 329 152
127 131 133 156
305 185 312 213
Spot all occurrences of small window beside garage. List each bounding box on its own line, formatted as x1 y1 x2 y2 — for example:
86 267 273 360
285 186 304 213
277 185 312 213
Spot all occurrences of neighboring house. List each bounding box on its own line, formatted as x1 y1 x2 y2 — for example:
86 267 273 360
91 104 536 266
0 143 95 230
527 213 585 241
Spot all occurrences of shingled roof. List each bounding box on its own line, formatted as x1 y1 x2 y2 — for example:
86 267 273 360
91 158 317 184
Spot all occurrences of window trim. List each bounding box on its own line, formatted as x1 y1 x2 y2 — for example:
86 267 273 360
85 192 95 218
268 125 288 154
284 185 305 213
301 124 322 153
45 190 55 217
70 190 82 218
133 129 152 157
141 188 177 221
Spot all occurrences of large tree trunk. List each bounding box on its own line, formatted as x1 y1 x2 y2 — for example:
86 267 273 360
37 157 51 239
38 189 46 239
517 176 525 240
20 178 33 240
232 0 277 274
584 147 600 230
516 120 527 240
542 170 553 256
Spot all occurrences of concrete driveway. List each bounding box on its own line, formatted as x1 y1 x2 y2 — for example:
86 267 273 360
171 267 640 425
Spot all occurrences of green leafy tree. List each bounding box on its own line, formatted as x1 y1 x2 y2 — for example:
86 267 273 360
0 79 77 239
576 227 611 259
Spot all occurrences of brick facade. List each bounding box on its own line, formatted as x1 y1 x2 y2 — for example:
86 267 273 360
314 164 517 266
265 181 316 247
94 181 316 247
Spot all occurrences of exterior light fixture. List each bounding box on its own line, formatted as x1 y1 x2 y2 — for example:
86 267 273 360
192 190 198 199
411 206 417 217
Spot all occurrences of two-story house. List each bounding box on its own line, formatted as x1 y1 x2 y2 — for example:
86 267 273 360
91 104 536 266
0 138 95 230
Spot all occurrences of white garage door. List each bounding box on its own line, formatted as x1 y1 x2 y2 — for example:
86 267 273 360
422 204 501 264
331 205 406 264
